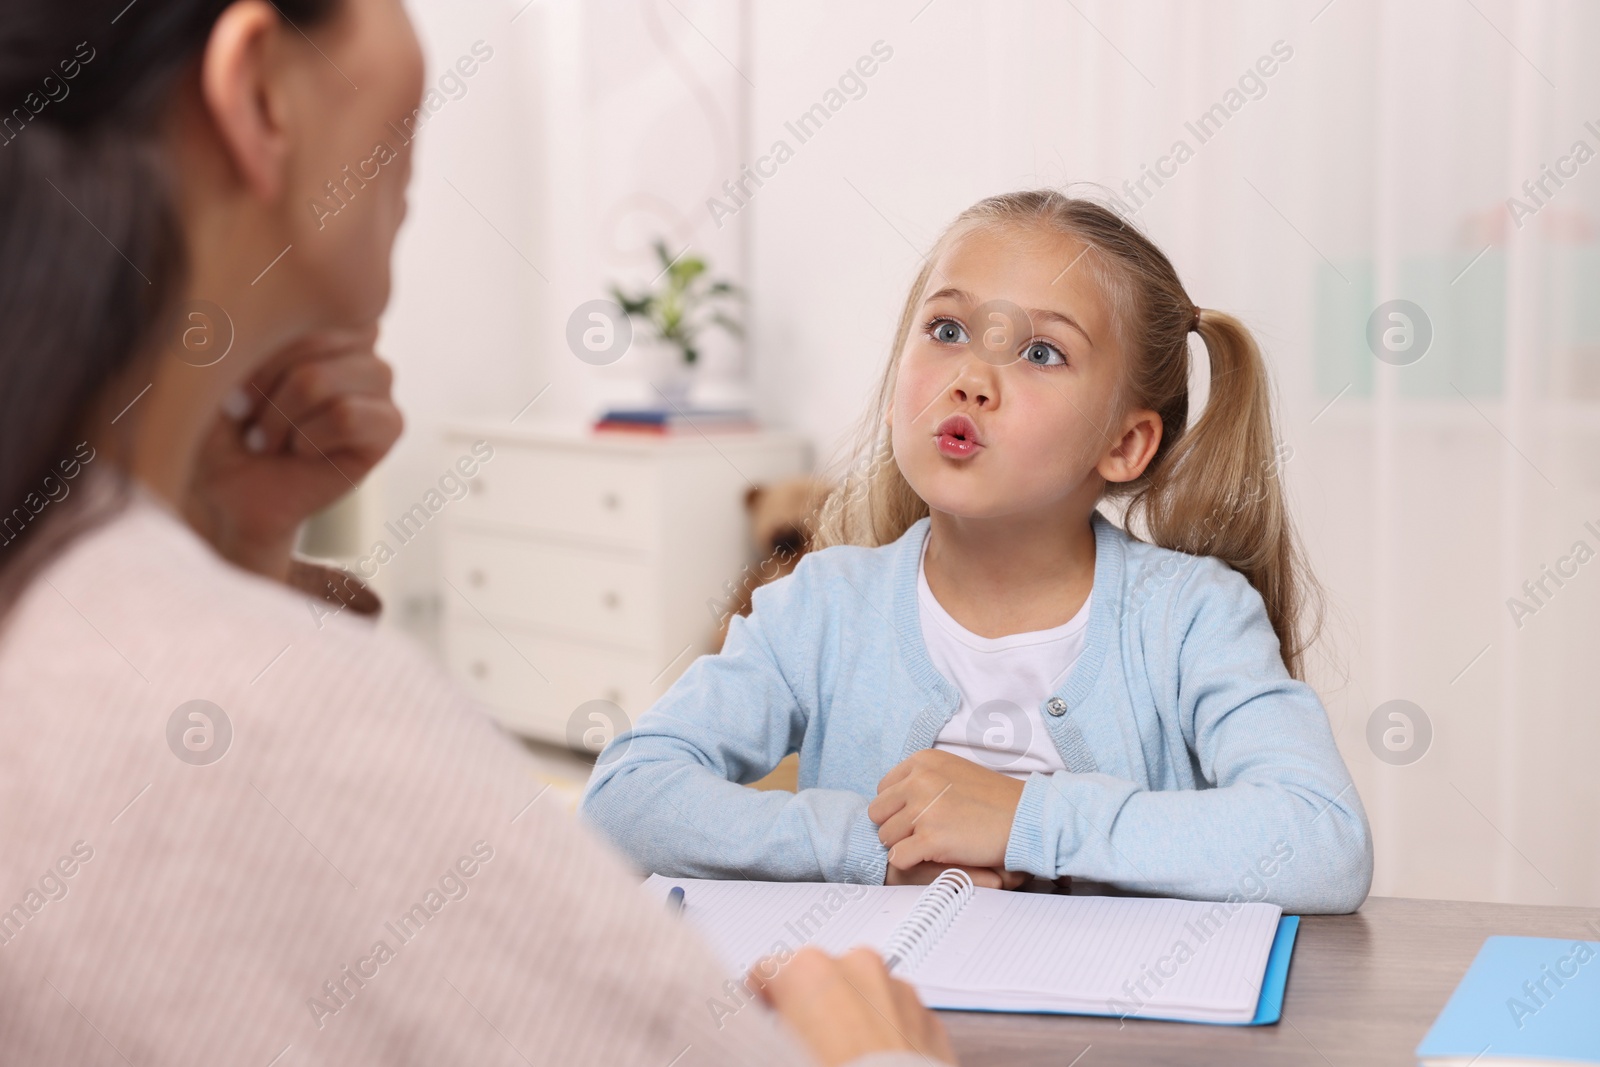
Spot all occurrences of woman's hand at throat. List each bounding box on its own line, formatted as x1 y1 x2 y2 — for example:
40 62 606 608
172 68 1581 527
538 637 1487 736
184 324 401 581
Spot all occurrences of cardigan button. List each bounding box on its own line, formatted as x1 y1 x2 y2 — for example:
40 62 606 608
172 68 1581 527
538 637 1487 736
1045 697 1068 717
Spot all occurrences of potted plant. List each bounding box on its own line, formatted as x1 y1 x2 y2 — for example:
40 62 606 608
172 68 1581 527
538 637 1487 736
608 239 743 406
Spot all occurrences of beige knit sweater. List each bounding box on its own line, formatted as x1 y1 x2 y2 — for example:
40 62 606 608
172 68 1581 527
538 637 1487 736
0 486 925 1067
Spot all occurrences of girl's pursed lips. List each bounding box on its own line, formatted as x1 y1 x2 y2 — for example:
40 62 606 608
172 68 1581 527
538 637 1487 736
934 412 982 444
933 413 984 458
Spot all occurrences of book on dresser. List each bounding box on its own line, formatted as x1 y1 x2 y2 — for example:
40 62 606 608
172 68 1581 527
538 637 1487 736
436 421 810 750
593 406 759 434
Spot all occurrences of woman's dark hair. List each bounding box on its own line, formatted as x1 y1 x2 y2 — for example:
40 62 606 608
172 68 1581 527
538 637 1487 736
0 0 339 607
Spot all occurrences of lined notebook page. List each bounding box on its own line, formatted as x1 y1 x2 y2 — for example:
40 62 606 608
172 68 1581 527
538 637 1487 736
910 889 1281 1019
641 876 1281 1023
640 876 926 974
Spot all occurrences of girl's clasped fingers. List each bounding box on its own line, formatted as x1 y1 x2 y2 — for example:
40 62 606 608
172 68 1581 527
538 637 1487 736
871 751 1028 872
869 750 952 822
866 781 919 848
875 754 919 793
890 860 1008 888
962 866 1005 889
886 832 939 871
870 752 973 849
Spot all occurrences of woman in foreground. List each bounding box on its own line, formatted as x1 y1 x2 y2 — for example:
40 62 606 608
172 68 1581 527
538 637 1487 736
0 1 950 1064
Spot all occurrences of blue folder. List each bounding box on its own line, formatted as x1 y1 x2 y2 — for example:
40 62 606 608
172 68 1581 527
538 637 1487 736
1246 915 1299 1025
1417 935 1600 1064
1194 914 1300 1026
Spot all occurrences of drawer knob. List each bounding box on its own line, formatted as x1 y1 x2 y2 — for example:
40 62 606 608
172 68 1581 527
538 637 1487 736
470 660 489 679
468 568 487 588
602 590 621 610
602 492 621 511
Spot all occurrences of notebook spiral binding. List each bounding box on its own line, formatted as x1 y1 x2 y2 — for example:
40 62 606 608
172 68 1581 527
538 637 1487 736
881 868 976 973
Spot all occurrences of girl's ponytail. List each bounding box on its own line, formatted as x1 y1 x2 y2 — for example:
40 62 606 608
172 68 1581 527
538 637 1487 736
1125 309 1319 679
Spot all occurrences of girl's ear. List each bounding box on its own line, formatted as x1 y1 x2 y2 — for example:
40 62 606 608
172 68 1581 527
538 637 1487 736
198 1 292 201
1098 407 1163 485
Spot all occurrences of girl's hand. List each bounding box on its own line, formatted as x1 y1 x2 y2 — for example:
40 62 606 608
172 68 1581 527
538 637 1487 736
868 749 1026 872
885 859 1028 890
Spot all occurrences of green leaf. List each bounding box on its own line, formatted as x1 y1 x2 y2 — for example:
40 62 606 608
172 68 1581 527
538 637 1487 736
605 235 743 351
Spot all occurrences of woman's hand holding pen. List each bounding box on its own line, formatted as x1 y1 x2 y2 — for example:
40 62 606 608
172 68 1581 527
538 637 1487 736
750 945 957 1066
869 749 1026 877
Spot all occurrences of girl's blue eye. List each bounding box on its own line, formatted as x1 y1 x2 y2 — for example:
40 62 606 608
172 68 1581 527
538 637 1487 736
928 318 969 345
1023 340 1065 366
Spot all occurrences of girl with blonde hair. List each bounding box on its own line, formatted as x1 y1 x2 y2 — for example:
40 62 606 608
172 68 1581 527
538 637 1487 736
583 189 1372 912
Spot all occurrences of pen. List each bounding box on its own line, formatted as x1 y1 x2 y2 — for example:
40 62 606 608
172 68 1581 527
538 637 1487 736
666 886 685 915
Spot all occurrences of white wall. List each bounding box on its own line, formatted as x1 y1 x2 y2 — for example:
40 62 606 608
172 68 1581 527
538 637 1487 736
350 0 543 635
373 0 1600 907
368 0 752 637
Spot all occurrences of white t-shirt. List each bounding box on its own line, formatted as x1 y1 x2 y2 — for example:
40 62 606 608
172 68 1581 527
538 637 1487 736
919 536 1091 779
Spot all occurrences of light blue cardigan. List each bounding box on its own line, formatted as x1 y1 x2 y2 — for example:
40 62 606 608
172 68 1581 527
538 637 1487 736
580 512 1373 913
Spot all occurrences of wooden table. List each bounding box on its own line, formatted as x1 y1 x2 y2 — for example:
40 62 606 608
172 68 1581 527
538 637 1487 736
942 896 1600 1066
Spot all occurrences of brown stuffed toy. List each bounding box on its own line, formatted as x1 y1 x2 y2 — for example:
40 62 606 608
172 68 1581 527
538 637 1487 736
712 476 832 653
714 476 831 794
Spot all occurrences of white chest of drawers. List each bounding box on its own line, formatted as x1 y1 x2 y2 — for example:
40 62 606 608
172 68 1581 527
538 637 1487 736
438 421 810 748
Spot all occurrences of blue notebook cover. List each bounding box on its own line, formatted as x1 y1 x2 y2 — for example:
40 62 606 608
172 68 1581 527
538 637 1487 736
1417 935 1600 1063
1246 915 1299 1026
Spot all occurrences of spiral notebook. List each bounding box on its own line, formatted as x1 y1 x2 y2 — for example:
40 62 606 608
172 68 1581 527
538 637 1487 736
643 872 1297 1025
